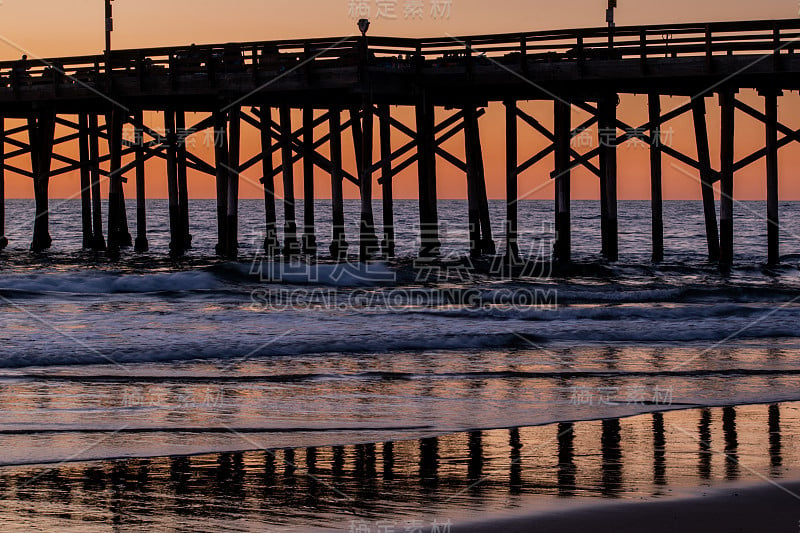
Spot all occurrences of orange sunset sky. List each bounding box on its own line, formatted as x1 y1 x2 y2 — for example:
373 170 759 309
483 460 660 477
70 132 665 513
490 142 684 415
2 0 800 201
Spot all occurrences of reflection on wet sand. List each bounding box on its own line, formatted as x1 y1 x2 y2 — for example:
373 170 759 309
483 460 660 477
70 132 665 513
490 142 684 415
0 403 795 531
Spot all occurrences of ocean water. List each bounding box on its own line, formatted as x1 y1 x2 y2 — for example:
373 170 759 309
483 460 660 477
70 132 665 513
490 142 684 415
1 198 800 529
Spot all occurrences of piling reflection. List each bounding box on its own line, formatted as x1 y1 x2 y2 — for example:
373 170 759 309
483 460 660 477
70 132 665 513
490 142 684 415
698 408 712 480
467 431 484 490
0 403 795 531
556 422 576 497
509 428 522 494
419 437 439 489
769 404 782 475
600 419 623 497
722 406 739 481
652 413 667 487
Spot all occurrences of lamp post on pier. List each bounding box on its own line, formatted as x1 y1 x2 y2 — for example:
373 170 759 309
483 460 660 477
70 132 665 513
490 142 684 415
607 0 616 49
105 0 114 88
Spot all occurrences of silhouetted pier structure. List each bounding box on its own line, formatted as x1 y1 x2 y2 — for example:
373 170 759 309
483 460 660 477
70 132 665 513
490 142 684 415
2 18 800 265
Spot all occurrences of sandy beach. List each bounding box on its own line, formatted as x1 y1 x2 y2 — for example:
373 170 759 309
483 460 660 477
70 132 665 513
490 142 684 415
454 481 800 533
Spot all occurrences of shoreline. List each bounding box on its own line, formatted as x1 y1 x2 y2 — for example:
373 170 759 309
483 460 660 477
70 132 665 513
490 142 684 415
0 398 794 470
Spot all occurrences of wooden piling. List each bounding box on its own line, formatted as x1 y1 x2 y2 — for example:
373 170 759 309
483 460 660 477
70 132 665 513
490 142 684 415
175 110 191 250
358 103 379 260
599 95 619 261
764 90 780 265
88 113 106 251
29 111 55 253
106 110 126 253
505 101 519 260
474 139 495 255
259 106 279 256
164 109 183 255
280 105 300 257
465 108 483 258
554 99 572 263
464 105 495 257
133 110 148 252
78 113 93 249
719 90 736 267
415 95 440 258
378 104 395 258
302 106 317 255
648 94 664 263
0 115 6 250
213 111 229 256
691 97 721 262
226 107 241 259
329 108 348 260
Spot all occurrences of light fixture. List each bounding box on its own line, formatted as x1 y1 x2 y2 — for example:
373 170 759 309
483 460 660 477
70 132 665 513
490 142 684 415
358 18 370 37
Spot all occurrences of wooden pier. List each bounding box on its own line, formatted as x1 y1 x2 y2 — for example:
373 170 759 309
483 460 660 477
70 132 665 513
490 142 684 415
1 18 800 265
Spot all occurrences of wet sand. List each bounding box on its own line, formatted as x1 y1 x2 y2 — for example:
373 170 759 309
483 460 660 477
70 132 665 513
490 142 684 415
454 481 800 533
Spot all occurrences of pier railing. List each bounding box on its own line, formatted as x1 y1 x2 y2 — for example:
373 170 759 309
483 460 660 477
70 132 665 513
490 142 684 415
1 19 800 95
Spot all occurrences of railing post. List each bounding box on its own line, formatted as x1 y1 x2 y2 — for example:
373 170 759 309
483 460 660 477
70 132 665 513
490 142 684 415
465 38 473 80
705 25 713 71
640 29 648 73
169 53 177 91
774 24 781 71
520 35 528 75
